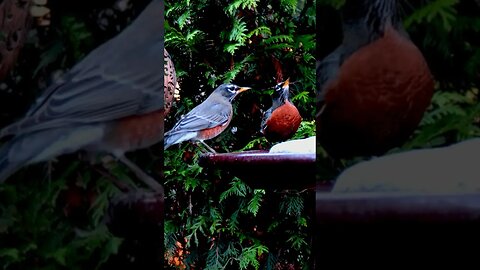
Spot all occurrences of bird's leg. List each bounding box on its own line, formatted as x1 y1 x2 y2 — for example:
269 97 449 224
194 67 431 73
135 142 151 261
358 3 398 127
193 142 209 154
117 155 164 196
199 141 217 154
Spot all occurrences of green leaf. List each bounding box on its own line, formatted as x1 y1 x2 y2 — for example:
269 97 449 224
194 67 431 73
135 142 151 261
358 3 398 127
34 41 64 76
0 248 19 260
404 0 458 31
247 190 264 216
226 0 259 16
239 244 268 270
48 248 68 266
220 178 249 202
280 194 304 216
287 234 308 250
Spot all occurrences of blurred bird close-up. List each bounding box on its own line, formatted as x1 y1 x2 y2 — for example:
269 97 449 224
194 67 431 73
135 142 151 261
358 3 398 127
317 0 435 159
0 0 164 193
315 0 480 267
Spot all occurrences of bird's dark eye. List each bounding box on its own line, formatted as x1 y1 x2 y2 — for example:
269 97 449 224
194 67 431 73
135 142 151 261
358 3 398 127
227 86 236 93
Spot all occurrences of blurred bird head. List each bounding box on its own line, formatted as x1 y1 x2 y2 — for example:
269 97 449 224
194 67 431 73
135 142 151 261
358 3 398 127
214 83 251 102
342 0 403 36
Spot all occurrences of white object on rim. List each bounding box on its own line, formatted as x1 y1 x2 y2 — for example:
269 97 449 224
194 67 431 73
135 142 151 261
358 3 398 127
333 138 480 194
269 136 316 154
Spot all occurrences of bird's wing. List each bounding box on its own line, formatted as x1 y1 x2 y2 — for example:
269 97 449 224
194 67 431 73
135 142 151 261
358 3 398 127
167 102 231 135
0 1 163 138
317 48 343 102
317 31 373 102
0 46 162 138
260 107 273 133
316 46 346 121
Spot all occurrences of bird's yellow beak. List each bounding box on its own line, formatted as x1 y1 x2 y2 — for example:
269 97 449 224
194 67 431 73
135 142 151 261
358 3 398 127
283 78 290 88
236 87 251 94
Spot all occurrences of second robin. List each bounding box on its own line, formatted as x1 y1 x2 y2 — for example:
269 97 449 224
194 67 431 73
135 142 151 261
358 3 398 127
164 83 250 153
317 0 434 159
261 78 302 143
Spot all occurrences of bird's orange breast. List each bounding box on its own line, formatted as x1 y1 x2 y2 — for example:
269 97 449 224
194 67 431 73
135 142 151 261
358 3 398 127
265 101 302 142
106 110 164 151
197 117 232 141
319 25 434 157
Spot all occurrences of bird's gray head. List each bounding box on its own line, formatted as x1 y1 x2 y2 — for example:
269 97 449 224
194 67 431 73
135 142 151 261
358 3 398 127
343 0 402 36
214 83 251 102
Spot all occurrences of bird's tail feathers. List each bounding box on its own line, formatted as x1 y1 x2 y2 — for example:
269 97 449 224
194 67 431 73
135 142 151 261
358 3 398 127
0 125 105 182
164 131 195 150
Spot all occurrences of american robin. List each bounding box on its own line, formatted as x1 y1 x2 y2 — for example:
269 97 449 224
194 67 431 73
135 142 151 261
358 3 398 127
0 0 163 193
261 78 302 142
317 0 434 158
164 83 250 153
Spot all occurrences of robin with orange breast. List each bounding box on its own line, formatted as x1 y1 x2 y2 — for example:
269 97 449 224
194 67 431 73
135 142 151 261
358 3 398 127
164 83 250 153
317 0 434 159
0 0 164 193
261 78 302 143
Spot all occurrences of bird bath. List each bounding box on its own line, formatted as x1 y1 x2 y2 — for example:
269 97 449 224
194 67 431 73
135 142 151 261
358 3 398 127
198 150 316 189
314 188 480 267
316 189 480 223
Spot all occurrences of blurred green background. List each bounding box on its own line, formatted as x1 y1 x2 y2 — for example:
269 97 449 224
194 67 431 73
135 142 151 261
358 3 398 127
0 1 161 269
316 0 480 183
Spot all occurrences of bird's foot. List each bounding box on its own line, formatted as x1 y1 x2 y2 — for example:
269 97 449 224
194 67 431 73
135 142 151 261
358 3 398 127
198 141 217 154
